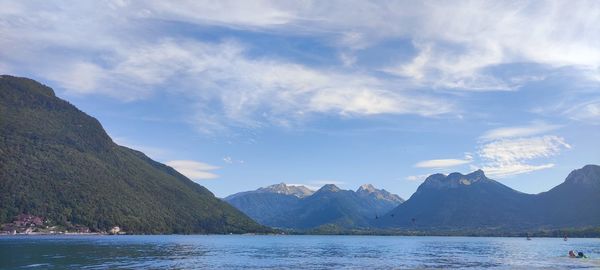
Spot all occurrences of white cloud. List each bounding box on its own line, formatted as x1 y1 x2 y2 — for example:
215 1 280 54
415 154 473 169
0 0 457 132
165 160 220 180
2 0 600 132
479 136 571 164
222 156 245 164
477 135 571 178
564 100 600 124
478 163 555 178
405 174 430 182
142 0 294 28
49 40 454 131
126 1 600 91
479 123 562 141
329 1 600 90
45 62 107 95
383 41 513 91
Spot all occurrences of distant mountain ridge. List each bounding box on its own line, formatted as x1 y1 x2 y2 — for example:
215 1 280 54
377 165 600 231
0 75 267 234
357 184 404 204
225 183 404 229
226 183 314 201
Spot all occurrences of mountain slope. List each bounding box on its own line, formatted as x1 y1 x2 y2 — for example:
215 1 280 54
356 184 404 215
0 75 268 234
377 170 536 230
225 183 404 229
280 184 377 229
535 165 600 227
225 195 301 227
378 166 600 231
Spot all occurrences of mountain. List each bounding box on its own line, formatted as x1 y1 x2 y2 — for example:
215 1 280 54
225 183 404 229
377 170 536 230
378 166 600 231
0 75 268 234
274 184 373 229
535 165 600 228
223 183 310 226
356 184 404 215
226 183 314 200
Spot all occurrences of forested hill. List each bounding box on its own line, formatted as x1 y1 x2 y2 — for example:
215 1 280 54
0 75 268 234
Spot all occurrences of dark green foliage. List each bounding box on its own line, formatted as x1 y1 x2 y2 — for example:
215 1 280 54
0 75 269 234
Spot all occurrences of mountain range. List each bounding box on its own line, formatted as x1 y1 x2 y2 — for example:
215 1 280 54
0 75 267 234
228 166 600 233
376 165 600 231
2 75 599 235
225 183 404 229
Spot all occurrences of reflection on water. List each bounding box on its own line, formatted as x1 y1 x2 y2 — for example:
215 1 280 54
1 235 599 269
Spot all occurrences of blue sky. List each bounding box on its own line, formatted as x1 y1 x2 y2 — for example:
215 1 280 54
1 1 599 199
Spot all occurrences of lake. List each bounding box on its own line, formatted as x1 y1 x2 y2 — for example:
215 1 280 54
1 235 599 269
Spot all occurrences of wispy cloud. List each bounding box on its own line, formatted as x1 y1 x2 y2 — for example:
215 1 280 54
564 100 600 124
360 1 600 90
479 123 562 141
405 174 430 182
477 135 571 178
141 1 294 28
0 1 458 133
415 154 473 169
223 156 245 164
4 1 600 133
165 160 220 181
419 124 571 178
477 163 555 178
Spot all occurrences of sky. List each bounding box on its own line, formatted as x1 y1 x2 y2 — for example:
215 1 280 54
1 1 599 199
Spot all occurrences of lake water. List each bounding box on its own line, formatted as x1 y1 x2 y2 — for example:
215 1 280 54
1 235 599 269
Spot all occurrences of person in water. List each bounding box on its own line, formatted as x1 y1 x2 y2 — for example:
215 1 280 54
569 250 577 258
569 250 587 258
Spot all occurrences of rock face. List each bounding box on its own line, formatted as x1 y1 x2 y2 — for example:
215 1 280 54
259 183 315 198
225 183 404 229
0 75 268 234
227 183 314 201
357 184 404 204
377 166 600 231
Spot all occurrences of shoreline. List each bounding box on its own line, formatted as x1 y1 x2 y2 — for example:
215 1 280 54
2 233 599 238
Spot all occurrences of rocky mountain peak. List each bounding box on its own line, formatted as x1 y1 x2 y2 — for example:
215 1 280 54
317 184 341 193
564 164 600 187
356 184 404 203
357 184 376 193
258 183 314 198
423 170 489 189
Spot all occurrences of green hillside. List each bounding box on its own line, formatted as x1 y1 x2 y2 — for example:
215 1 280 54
0 75 269 234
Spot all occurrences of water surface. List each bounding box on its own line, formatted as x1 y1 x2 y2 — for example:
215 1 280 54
1 235 599 269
